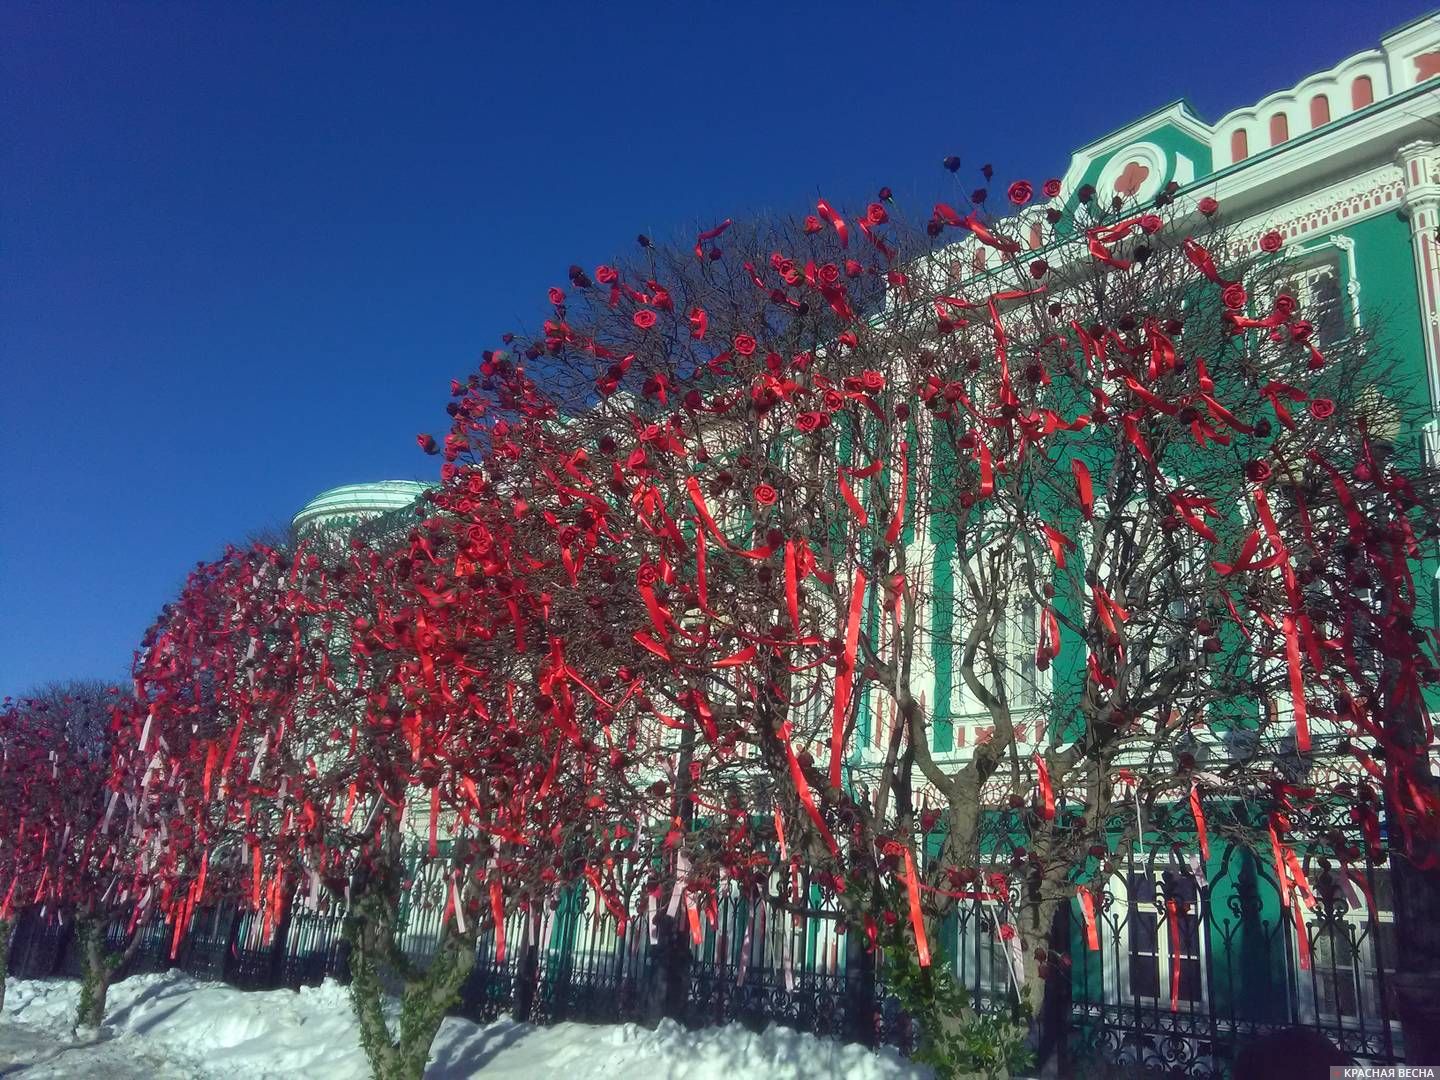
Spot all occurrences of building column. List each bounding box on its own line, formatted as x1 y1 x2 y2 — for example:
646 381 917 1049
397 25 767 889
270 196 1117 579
1397 140 1440 464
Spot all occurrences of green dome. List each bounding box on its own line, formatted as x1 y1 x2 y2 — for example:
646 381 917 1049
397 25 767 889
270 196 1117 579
291 480 430 536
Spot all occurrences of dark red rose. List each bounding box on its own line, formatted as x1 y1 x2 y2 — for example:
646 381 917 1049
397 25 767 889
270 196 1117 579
1309 398 1336 419
1042 178 1062 198
844 258 863 278
971 187 987 204
548 287 566 305
1221 283 1247 310
1260 230 1283 253
417 433 438 455
1046 208 1063 224
1197 196 1219 216
1077 184 1096 203
633 309 658 329
595 265 618 284
1244 459 1272 482
818 263 841 286
733 333 757 356
636 565 659 588
1290 320 1314 342
943 155 961 172
878 186 893 201
1274 293 1297 318
1139 213 1163 234
866 203 888 225
753 482 778 507
1029 259 1049 279
861 370 885 392
803 215 823 234
794 411 823 433
822 389 845 411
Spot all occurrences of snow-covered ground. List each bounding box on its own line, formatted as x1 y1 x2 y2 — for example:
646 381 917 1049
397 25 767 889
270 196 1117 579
0 972 927 1079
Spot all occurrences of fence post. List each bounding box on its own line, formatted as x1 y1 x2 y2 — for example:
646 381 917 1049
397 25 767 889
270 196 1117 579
267 894 296 989
844 925 878 1047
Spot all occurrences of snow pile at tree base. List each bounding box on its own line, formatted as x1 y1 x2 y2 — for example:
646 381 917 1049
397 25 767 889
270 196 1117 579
1 972 927 1079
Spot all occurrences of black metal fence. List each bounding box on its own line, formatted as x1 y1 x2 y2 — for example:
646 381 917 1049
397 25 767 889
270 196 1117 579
4 833 1402 1078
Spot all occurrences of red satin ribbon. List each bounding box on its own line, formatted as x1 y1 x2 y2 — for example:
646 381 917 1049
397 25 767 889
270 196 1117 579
780 722 839 857
829 567 869 789
1189 784 1209 863
1072 459 1094 519
1077 886 1100 950
901 846 931 967
1035 755 1056 821
885 441 909 545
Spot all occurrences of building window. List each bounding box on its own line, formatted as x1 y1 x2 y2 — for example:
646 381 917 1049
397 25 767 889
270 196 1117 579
1230 128 1249 163
1028 222 1042 250
1128 869 1206 1009
953 890 1014 1005
1269 113 1290 147
1352 76 1374 109
1276 253 1346 348
1306 869 1396 1025
1310 95 1331 127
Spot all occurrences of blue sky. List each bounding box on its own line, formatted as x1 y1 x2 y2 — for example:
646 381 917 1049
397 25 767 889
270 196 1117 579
1 1 1427 693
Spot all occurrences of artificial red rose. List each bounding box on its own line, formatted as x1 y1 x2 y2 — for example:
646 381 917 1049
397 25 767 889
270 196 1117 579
1260 230 1284 253
1290 320 1314 342
1197 196 1219 216
866 203 889 225
753 482 778 507
818 263 841 287
1139 214 1163 234
556 525 580 547
943 155 961 172
1029 259 1049 279
1007 180 1033 206
595 265 618 284
417 433 438 455
1042 178 1062 198
822 389 845 411
1221 283 1247 310
878 186 893 201
633 309 658 329
1310 398 1336 419
861 370 885 392
803 215 824 234
1274 293 1298 318
886 271 909 289
466 525 493 552
733 333 757 356
971 187 988 204
1077 184 1096 203
794 411 824 433
636 565 659 587
1045 208 1063 224
548 287 566 305
844 259 864 278
838 330 858 349
1244 459 1272 482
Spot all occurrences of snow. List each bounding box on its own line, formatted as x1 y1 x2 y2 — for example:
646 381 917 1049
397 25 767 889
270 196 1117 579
1 972 928 1079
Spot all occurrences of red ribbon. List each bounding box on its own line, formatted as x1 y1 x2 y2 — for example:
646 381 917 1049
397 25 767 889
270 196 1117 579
1035 754 1056 821
1077 886 1100 950
1189 784 1209 863
1072 459 1094 519
829 567 868 789
885 441 909 545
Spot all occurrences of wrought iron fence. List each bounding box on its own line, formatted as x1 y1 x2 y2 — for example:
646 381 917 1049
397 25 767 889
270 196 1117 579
4 830 1402 1077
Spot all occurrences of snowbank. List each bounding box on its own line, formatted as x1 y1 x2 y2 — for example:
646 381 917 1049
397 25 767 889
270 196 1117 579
1 972 928 1079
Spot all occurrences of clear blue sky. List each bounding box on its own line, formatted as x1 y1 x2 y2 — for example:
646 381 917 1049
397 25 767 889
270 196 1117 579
1 1 1427 694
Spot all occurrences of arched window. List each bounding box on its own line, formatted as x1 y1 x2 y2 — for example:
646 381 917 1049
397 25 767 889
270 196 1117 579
1269 113 1289 146
1028 222 1042 250
1230 128 1249 163
1310 95 1331 127
972 248 987 271
1352 76 1374 109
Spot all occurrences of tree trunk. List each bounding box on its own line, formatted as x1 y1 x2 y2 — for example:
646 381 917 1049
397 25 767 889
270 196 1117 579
0 917 13 1015
75 918 111 1030
346 890 477 1080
